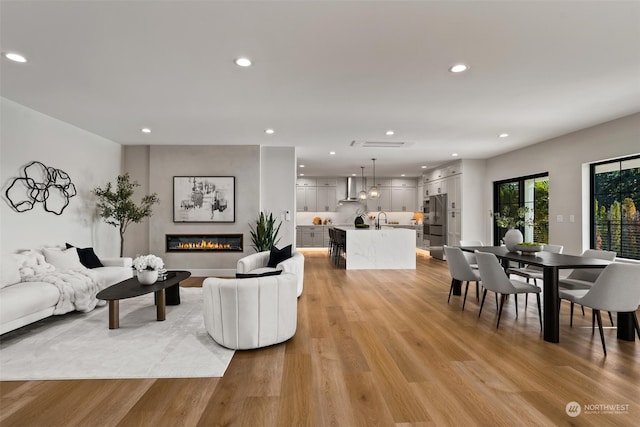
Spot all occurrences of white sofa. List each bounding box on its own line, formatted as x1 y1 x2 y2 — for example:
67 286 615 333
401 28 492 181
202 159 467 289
236 251 305 297
202 272 298 350
0 250 133 335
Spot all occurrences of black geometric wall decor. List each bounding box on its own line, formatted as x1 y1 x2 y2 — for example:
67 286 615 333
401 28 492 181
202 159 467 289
5 161 77 215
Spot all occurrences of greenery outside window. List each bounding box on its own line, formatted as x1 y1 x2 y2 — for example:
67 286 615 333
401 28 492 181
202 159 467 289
591 155 640 260
493 173 549 246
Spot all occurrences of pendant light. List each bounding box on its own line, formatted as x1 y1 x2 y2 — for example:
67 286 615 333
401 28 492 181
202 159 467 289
358 166 368 200
368 158 379 199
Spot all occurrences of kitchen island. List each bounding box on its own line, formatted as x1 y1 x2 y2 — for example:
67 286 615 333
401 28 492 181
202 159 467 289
334 226 416 270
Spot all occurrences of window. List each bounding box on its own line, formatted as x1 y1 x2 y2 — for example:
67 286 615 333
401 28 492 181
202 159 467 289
591 155 640 260
493 173 549 246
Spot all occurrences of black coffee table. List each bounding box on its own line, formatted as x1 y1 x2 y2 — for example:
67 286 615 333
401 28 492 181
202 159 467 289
96 270 191 329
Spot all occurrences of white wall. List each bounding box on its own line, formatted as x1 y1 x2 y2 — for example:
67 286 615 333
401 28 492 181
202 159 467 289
460 159 487 243
483 113 640 255
1 98 122 256
260 146 297 250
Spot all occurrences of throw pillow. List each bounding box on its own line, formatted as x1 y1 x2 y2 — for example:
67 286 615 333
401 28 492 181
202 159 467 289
267 244 292 268
66 243 104 269
43 247 86 271
236 270 283 279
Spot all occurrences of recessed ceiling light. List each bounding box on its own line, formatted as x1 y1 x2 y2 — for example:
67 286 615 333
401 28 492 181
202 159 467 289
499 133 509 138
449 64 469 73
141 127 151 134
452 153 459 157
264 128 275 134
385 130 395 136
421 165 427 169
299 164 305 168
401 174 406 177
3 52 27 63
352 173 357 176
235 57 252 67
299 173 305 176
329 151 336 155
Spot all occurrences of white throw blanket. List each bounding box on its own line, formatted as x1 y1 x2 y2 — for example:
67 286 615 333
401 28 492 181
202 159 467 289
23 269 104 314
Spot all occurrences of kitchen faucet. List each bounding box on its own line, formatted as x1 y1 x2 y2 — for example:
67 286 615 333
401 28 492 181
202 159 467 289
376 212 388 229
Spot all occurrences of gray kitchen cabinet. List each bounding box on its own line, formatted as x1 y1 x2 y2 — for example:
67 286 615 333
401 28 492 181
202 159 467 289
296 177 317 187
297 226 326 247
367 187 391 212
296 186 317 212
316 186 337 212
391 187 416 212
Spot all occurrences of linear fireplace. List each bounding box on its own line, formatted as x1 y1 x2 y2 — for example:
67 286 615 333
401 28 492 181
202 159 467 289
166 234 243 252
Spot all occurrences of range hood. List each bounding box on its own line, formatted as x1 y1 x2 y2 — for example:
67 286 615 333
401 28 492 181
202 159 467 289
339 177 364 203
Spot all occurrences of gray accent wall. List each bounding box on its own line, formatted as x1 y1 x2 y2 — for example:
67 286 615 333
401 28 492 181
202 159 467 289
123 145 296 275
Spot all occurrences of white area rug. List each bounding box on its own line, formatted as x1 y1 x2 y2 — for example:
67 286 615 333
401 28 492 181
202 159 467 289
0 287 234 380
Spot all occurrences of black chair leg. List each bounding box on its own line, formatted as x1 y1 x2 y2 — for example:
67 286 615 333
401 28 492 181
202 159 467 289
495 293 499 310
448 279 455 303
462 281 470 311
570 302 574 327
496 294 506 329
515 295 518 319
581 305 585 316
633 312 640 340
608 311 614 327
536 293 542 331
595 310 607 356
592 310 596 334
478 289 488 318
476 282 479 302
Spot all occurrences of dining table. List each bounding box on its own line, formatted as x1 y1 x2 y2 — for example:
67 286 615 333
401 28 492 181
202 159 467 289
459 246 632 344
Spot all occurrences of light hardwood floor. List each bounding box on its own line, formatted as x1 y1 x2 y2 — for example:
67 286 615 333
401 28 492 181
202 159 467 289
1 250 639 426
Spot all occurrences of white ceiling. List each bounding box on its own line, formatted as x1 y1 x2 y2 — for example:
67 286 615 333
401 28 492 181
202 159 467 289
2 1 639 177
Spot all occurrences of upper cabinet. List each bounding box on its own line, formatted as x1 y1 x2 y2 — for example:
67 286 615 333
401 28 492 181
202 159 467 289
296 186 317 212
296 177 336 212
316 186 337 212
315 177 337 187
391 187 416 212
296 176 419 213
367 187 392 212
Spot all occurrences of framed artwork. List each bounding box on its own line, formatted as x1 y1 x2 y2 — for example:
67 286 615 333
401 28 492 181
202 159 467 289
173 176 235 223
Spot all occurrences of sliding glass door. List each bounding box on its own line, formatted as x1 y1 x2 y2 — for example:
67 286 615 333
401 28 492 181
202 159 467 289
493 173 549 246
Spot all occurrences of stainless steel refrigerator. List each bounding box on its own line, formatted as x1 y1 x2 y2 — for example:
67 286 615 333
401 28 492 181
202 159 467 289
426 194 447 260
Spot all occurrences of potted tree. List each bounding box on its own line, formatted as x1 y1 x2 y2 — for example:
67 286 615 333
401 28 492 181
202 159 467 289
93 174 159 256
249 211 281 252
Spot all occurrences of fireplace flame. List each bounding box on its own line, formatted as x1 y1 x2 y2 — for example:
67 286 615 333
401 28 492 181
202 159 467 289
176 240 232 250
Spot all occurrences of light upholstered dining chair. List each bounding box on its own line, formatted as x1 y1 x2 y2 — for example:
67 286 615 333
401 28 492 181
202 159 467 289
507 244 564 307
558 263 640 356
475 251 542 330
458 240 483 269
444 246 481 310
559 249 616 324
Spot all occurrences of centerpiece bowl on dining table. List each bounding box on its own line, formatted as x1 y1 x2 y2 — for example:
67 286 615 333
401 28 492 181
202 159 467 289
515 243 543 255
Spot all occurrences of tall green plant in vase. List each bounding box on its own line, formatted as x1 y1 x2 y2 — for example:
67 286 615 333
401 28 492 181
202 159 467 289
93 174 159 257
249 211 282 252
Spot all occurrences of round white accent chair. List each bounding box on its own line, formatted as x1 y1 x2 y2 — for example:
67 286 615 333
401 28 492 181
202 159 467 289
202 272 298 350
236 251 305 297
